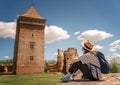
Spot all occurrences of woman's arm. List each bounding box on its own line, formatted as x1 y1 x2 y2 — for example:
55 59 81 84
72 58 80 63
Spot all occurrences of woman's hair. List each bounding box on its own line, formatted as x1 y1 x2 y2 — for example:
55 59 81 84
90 51 97 56
82 47 89 54
83 47 97 56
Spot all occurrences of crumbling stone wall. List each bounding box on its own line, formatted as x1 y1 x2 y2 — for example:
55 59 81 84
46 63 59 73
0 64 13 73
57 49 64 72
62 48 78 73
47 48 78 73
0 64 4 72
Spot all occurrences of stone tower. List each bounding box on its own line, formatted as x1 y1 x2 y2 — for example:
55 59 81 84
13 6 46 74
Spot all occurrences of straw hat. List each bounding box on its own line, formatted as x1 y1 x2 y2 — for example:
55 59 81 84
82 40 94 51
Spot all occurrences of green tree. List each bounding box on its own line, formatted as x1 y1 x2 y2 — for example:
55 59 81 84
47 60 57 65
0 59 13 64
110 62 120 73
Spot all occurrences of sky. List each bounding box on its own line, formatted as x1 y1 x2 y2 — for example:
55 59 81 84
0 0 120 61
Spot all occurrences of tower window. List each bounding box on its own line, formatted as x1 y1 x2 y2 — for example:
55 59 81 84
67 58 69 60
30 42 35 49
32 34 34 37
30 56 34 60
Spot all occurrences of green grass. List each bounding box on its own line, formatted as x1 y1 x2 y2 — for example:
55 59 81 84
0 73 63 85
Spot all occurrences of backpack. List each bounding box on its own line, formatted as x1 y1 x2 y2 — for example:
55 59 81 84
96 51 110 74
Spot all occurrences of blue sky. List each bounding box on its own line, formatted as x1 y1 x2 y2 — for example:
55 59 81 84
0 0 120 61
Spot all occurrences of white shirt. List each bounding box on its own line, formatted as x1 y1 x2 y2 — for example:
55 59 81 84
80 52 100 68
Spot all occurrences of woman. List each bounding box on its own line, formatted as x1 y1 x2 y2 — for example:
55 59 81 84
61 40 101 82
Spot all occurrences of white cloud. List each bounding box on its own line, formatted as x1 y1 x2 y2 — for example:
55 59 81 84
74 31 80 35
94 45 103 51
105 55 112 61
109 39 120 52
50 52 58 60
51 52 58 57
109 48 116 52
105 53 120 62
4 56 9 59
110 39 120 49
107 53 120 63
113 53 120 57
0 21 16 39
45 25 70 44
77 30 113 41
0 21 70 44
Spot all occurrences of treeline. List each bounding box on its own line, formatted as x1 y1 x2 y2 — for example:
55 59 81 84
0 59 120 73
110 62 120 73
0 59 13 64
45 60 57 65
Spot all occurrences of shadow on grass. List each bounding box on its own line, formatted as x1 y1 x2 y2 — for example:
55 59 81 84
60 79 105 83
72 79 105 82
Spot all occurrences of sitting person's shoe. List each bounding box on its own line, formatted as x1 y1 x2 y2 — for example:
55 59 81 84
60 73 73 82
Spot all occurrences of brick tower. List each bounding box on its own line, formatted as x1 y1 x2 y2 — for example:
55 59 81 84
13 6 46 74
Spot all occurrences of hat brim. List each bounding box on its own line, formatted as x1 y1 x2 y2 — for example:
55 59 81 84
81 42 94 51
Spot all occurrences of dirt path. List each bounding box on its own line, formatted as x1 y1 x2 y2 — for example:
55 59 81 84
56 73 120 85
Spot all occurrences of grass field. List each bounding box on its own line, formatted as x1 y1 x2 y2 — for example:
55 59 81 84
0 73 63 85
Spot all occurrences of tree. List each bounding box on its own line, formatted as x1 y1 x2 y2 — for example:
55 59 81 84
0 59 13 64
47 60 57 65
110 62 120 73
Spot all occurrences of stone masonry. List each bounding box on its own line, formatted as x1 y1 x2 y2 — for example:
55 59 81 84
57 48 78 73
47 48 78 73
13 6 46 74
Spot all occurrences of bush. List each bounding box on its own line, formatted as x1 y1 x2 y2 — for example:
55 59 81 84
44 64 48 72
47 60 57 65
110 62 120 73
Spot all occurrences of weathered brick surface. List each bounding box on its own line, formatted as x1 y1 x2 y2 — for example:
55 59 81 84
57 48 78 73
13 7 46 74
0 64 13 72
46 48 78 73
0 64 4 72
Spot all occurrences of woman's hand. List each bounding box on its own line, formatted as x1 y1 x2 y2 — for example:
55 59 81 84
72 58 80 63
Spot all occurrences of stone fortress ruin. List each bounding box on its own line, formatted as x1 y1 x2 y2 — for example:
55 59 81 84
47 48 78 73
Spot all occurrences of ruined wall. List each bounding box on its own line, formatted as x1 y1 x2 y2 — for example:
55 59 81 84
57 49 64 72
0 64 13 72
46 48 78 73
0 64 4 72
64 48 78 73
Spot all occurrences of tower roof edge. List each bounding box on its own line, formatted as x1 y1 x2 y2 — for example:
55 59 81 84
21 6 45 20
